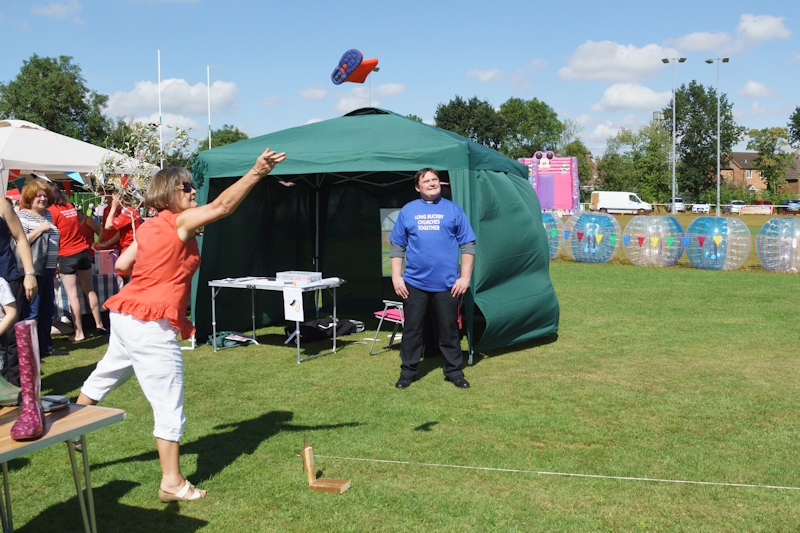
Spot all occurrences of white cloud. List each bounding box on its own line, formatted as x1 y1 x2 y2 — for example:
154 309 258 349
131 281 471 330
668 31 731 52
0 12 30 29
559 41 681 82
261 96 283 106
374 83 405 98
106 78 238 117
466 69 501 83
575 114 595 128
737 14 790 44
749 102 796 118
334 87 372 112
135 112 201 136
31 0 83 23
591 83 672 112
299 86 327 100
466 60 546 91
306 118 323 125
423 119 435 126
792 53 800 62
738 80 780 99
333 83 405 113
509 60 547 91
586 115 640 148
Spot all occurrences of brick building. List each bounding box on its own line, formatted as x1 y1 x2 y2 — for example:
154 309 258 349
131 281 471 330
721 152 764 192
721 151 800 195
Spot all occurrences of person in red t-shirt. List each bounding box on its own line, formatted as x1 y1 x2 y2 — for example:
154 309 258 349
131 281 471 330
103 195 143 254
48 188 103 342
94 194 121 252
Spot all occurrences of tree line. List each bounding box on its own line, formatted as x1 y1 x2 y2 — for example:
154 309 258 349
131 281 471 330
3 54 799 202
0 54 248 170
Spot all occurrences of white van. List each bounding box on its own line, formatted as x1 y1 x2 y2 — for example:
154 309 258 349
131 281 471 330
590 191 653 215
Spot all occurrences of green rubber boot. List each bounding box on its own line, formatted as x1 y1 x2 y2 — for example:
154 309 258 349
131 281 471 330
0 376 21 406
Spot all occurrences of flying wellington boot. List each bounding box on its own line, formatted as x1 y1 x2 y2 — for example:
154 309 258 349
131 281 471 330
11 319 44 441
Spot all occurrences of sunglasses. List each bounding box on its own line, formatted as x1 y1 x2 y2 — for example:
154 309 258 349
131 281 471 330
175 182 195 193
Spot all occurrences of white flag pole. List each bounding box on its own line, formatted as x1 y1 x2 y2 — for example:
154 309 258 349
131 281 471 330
158 50 164 169
207 66 212 150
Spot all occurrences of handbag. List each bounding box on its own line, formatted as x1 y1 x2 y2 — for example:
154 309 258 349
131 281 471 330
10 233 49 277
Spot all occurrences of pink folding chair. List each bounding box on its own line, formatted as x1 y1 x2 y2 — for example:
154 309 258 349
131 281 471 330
370 300 404 355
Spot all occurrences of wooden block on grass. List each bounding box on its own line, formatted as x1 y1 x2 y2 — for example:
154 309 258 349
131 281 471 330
309 478 351 494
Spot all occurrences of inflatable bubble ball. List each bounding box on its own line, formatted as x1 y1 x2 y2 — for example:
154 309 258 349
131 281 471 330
622 215 685 267
685 216 751 270
756 218 800 273
563 212 621 263
541 212 564 260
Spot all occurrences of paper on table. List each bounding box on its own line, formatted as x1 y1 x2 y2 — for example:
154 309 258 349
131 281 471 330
283 287 304 322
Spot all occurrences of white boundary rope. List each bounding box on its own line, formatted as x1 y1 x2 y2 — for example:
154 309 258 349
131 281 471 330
316 455 800 491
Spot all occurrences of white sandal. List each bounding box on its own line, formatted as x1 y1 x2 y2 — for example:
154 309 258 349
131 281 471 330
158 480 205 502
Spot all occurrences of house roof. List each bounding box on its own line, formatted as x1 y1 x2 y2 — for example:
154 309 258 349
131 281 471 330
786 154 800 182
722 151 800 181
723 152 758 170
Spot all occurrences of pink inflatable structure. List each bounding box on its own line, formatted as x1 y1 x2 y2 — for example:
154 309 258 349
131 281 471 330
519 151 580 214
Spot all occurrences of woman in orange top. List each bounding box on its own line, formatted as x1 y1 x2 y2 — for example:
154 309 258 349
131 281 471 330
76 147 285 502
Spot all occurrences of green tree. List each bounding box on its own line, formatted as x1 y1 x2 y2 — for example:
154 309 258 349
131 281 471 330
594 121 671 202
747 127 795 194
97 118 193 183
662 80 745 198
196 124 249 153
0 54 110 145
406 114 424 123
596 132 638 193
434 96 505 150
788 107 800 148
560 139 594 189
497 97 562 160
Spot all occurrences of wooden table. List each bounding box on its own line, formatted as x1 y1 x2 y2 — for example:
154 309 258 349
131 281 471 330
0 404 126 533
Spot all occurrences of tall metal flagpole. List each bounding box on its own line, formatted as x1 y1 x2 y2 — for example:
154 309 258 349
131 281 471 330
207 66 212 150
661 57 686 214
706 57 729 216
158 50 164 169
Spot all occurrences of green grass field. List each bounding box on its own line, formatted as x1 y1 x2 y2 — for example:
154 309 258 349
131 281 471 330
10 261 800 532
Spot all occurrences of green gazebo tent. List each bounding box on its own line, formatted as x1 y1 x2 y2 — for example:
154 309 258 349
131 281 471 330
192 108 558 353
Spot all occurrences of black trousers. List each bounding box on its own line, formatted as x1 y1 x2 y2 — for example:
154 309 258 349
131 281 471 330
399 284 463 381
1 277 25 387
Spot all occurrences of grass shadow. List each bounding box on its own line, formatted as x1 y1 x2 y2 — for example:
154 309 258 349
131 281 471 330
92 410 360 485
40 363 98 397
473 333 559 362
18 480 208 533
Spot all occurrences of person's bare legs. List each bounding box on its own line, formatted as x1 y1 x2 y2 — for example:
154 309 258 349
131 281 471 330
76 394 202 497
76 268 104 331
61 273 85 341
76 392 98 405
157 438 206 498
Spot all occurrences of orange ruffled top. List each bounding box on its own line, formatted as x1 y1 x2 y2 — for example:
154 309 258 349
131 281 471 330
104 209 200 339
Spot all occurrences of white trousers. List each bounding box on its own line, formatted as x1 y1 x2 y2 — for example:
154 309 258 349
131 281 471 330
81 311 186 441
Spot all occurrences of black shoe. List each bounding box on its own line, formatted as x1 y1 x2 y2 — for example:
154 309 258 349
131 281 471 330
395 377 412 389
446 376 470 389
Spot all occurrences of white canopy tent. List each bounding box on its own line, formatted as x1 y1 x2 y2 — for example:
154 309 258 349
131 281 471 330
0 119 142 195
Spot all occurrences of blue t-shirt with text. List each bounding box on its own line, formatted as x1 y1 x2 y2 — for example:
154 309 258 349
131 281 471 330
389 197 476 292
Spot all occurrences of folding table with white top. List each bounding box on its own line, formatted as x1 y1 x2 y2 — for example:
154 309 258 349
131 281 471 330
208 277 344 363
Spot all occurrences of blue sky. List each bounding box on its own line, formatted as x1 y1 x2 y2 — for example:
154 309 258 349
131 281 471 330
1 0 797 156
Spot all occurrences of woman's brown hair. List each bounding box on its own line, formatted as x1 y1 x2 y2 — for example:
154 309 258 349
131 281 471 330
145 167 192 210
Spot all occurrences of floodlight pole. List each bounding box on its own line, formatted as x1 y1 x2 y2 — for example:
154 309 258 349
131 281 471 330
662 57 686 215
706 58 729 216
368 66 380 107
